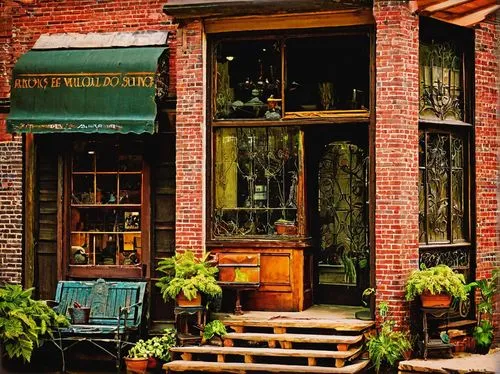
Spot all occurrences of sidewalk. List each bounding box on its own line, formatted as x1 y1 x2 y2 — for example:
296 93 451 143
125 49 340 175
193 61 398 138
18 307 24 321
398 348 500 373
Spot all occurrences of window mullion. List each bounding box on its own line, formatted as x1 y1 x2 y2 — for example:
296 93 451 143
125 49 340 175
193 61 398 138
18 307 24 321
424 131 429 245
448 133 453 244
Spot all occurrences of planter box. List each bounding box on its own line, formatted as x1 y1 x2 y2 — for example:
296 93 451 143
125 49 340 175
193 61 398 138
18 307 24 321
176 292 202 307
420 291 452 308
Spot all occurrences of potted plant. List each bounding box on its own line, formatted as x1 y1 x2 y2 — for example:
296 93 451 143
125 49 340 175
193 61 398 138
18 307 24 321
405 264 468 308
274 218 297 235
156 250 222 307
366 302 412 373
201 319 227 346
124 328 176 373
0 284 69 366
467 270 498 354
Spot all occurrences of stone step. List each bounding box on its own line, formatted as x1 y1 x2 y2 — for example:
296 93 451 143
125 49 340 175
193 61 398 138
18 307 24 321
223 332 363 350
171 345 362 368
164 359 370 373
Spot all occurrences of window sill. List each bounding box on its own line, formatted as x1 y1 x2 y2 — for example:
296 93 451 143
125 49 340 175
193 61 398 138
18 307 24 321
68 265 144 279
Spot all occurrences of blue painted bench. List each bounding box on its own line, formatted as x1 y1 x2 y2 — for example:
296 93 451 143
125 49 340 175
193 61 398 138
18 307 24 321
49 278 147 372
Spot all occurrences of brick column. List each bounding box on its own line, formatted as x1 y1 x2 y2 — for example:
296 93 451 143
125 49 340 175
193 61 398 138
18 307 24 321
0 134 23 285
373 0 420 328
474 21 499 339
175 21 205 256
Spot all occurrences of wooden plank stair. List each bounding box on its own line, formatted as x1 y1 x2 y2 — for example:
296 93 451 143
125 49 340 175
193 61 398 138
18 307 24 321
164 360 370 373
164 315 373 373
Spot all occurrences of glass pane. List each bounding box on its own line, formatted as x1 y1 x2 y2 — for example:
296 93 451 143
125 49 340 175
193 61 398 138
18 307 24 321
97 175 118 204
72 140 95 171
419 169 426 244
215 39 281 120
96 147 118 171
119 174 142 204
119 154 143 172
286 34 370 112
120 233 142 265
451 135 465 241
318 142 368 286
72 174 94 204
214 127 299 237
426 133 450 243
70 233 90 265
419 42 463 121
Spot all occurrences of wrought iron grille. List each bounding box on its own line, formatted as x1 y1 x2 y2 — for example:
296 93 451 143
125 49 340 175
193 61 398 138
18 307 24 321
213 127 299 237
419 130 467 245
419 42 463 121
318 142 368 285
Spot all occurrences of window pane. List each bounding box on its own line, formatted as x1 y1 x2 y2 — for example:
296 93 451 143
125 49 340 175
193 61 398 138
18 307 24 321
451 135 465 241
426 133 449 243
285 34 369 112
215 39 281 120
214 127 299 237
419 132 426 243
419 42 463 121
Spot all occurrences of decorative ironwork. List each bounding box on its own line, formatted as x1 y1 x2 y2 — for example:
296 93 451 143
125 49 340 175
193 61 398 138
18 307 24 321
213 127 299 237
155 49 170 104
419 42 462 121
419 247 469 269
419 131 466 244
318 142 368 285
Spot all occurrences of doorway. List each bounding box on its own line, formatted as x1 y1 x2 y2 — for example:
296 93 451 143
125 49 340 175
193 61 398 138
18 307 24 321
306 125 369 306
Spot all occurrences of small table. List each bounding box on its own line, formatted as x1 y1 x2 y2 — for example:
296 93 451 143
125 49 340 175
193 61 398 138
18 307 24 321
218 282 260 315
174 306 205 346
421 307 454 359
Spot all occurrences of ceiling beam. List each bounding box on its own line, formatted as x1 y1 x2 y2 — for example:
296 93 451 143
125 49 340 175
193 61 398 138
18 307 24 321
422 0 469 13
446 4 500 26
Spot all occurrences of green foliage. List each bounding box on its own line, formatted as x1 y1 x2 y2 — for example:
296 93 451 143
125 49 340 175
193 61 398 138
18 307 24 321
473 320 493 348
0 284 69 363
156 250 222 301
466 270 498 316
405 264 467 301
367 303 412 373
127 328 177 361
202 320 227 341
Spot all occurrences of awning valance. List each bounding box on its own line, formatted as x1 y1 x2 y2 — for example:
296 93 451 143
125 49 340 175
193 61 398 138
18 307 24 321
8 37 167 134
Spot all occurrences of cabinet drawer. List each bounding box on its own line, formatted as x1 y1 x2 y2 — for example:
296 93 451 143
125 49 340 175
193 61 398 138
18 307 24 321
218 253 260 266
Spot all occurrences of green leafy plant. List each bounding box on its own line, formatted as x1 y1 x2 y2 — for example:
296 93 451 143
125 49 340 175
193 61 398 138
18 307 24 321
366 303 412 373
156 250 222 301
0 284 69 363
405 264 467 301
472 320 493 349
127 328 176 361
466 270 498 317
202 320 227 341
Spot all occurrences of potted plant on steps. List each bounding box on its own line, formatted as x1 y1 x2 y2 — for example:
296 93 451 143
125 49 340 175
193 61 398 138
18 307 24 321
201 319 228 346
156 250 222 307
405 264 468 308
467 270 498 355
124 328 177 374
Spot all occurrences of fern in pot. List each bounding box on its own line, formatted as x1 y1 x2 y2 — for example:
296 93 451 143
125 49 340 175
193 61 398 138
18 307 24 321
156 250 222 307
405 264 467 308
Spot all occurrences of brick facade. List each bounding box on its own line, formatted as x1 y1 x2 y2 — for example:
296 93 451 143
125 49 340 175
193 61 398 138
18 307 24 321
373 0 420 327
474 20 499 338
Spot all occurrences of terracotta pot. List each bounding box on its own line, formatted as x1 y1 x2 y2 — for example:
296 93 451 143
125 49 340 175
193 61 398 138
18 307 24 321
176 292 202 307
420 291 452 308
147 356 159 369
124 357 148 374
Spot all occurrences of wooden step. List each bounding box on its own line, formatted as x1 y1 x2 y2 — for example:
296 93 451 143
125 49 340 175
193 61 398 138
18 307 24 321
222 318 374 333
223 332 362 350
437 319 476 330
164 359 370 373
171 345 362 367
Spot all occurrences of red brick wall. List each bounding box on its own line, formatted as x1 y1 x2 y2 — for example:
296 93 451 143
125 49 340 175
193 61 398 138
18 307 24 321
174 21 205 256
0 0 176 284
373 0 420 328
474 20 499 339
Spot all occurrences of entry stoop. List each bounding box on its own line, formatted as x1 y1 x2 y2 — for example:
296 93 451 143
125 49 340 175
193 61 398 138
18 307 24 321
164 309 374 373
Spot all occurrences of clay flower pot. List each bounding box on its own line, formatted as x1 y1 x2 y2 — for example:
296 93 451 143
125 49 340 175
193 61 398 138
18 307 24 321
420 291 452 308
176 292 202 307
124 357 148 374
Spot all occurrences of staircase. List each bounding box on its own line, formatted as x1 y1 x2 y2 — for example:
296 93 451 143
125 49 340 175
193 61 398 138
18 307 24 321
164 311 375 373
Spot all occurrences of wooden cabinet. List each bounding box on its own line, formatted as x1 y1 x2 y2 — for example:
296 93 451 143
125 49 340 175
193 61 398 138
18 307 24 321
211 247 313 312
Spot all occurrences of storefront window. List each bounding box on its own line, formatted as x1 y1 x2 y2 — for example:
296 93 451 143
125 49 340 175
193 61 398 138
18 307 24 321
213 32 370 120
70 139 144 267
213 127 299 237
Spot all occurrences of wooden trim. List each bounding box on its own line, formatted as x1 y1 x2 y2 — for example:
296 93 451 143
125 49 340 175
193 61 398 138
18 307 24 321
67 265 143 279
23 134 36 289
284 110 370 120
204 9 374 34
57 153 67 280
212 117 370 128
422 0 470 13
207 239 312 249
142 159 151 279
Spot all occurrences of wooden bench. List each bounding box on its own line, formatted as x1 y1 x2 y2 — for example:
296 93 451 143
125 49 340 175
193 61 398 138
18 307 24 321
48 278 147 373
